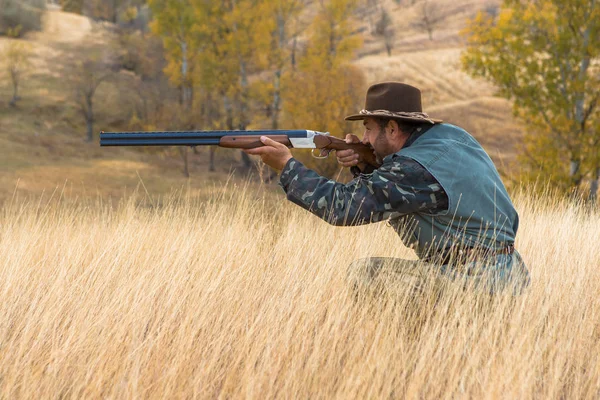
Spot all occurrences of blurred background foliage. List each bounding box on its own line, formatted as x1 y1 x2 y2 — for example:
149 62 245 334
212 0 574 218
0 0 598 201
0 0 46 36
462 0 600 200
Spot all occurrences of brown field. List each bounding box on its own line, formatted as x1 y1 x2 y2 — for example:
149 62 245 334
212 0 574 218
1 186 599 398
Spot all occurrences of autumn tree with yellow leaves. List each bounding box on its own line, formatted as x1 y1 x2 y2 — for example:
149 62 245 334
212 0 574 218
148 0 200 176
147 0 365 177
462 0 600 200
283 0 366 177
148 0 198 111
193 0 275 169
256 0 305 130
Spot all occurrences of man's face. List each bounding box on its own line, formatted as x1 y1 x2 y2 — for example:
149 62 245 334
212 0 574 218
362 117 395 164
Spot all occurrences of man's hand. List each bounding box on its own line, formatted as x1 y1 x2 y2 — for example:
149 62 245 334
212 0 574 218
336 134 364 168
243 136 293 171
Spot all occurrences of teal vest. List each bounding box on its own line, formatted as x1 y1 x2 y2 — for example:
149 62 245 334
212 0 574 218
388 124 518 259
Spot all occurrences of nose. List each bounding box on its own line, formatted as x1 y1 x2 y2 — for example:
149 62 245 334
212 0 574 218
361 132 369 145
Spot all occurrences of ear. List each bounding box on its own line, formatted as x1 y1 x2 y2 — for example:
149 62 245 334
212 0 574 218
388 120 401 137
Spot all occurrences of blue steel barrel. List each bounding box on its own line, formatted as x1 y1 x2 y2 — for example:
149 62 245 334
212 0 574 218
99 130 311 146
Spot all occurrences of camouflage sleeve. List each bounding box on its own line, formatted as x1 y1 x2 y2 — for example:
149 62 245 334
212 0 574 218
279 157 448 226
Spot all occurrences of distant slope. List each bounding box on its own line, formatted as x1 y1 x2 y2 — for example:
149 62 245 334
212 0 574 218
0 10 241 203
33 8 92 43
353 0 524 171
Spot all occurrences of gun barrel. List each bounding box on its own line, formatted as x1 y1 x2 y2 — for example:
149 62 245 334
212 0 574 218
101 138 222 146
99 130 312 147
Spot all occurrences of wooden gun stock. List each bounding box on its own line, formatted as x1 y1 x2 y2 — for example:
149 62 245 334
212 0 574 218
219 135 292 149
312 135 380 168
219 134 380 169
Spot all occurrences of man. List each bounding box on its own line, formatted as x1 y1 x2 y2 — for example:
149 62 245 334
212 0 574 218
245 82 530 295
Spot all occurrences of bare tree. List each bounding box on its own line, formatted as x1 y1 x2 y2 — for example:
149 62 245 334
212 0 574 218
3 31 31 106
374 8 395 56
361 0 382 34
73 57 112 142
412 0 446 40
269 0 305 130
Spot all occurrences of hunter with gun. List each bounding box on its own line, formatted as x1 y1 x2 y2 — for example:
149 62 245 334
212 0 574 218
101 82 530 296
244 82 531 296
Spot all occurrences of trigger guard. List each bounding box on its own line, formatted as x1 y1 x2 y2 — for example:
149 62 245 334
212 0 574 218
311 148 328 159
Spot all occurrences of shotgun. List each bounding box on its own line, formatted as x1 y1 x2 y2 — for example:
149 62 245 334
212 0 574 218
100 129 379 168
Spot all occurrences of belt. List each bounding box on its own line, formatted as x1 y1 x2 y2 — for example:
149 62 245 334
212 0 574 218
423 243 515 265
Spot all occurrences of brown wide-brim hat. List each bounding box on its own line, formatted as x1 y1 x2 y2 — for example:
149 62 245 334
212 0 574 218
345 82 442 124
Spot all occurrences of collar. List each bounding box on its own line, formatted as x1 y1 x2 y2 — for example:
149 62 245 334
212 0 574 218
403 124 432 148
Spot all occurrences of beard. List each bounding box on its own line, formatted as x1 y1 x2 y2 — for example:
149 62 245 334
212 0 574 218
373 129 393 164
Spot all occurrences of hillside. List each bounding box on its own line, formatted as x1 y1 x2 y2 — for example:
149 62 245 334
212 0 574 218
356 0 524 165
0 10 243 203
0 3 524 203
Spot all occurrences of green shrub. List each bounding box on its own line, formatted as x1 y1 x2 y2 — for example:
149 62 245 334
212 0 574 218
0 0 46 37
59 0 83 14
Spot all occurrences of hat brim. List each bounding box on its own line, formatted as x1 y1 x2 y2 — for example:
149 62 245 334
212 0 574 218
345 112 442 124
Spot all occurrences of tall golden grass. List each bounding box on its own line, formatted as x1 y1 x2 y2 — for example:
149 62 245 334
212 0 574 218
1 184 599 399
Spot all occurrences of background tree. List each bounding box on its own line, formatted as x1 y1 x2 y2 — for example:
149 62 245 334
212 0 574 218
73 56 112 142
374 7 395 56
2 28 32 107
149 0 197 110
82 0 148 24
120 32 171 129
361 0 381 35
145 0 368 177
462 0 600 199
189 0 279 172
221 0 279 169
412 0 446 40
85 0 121 22
148 0 199 177
260 0 304 130
283 0 366 177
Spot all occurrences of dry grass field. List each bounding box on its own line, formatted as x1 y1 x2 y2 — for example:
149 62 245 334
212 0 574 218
2 5 595 398
1 186 599 398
